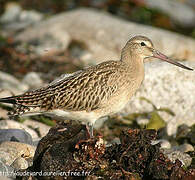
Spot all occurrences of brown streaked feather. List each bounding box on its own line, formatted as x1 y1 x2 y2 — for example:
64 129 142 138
1 61 124 116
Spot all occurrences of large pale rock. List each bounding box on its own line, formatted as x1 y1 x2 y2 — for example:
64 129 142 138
0 141 35 166
23 119 50 138
15 8 195 64
0 71 28 95
123 61 195 135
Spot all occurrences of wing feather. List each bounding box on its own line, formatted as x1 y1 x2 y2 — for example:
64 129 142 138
2 61 122 115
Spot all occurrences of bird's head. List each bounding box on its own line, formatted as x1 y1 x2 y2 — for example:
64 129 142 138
122 35 193 71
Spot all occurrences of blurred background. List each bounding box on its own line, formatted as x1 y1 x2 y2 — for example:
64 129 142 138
0 0 195 37
0 1 195 177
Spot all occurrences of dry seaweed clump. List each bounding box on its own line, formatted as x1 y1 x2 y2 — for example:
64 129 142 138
18 122 195 180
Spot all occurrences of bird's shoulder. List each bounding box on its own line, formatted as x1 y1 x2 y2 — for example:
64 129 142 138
48 60 122 90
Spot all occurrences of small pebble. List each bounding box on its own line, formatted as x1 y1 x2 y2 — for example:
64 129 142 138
151 139 171 149
10 157 28 170
162 149 192 167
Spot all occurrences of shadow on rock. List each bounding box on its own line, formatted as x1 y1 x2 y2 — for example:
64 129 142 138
18 121 195 180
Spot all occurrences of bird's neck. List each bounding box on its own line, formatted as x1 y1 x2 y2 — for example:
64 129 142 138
120 50 144 75
119 50 145 99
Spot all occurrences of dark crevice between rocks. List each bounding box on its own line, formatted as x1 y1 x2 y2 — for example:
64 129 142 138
16 121 195 180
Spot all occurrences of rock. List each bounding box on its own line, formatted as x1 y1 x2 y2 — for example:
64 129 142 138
124 61 195 135
0 89 14 101
0 71 29 95
22 72 44 89
175 124 195 149
162 149 192 167
16 27 71 56
187 124 195 144
0 120 39 139
151 139 171 149
0 2 21 23
0 108 9 119
23 119 50 138
32 138 41 147
10 157 28 170
172 143 194 153
0 129 33 145
0 160 15 178
0 141 35 166
94 116 108 129
145 0 195 27
0 2 43 33
127 63 195 135
15 8 195 62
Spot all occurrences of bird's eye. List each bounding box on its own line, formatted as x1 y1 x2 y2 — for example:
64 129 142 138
141 42 146 46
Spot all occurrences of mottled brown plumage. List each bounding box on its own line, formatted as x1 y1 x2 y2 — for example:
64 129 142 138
6 61 123 113
0 35 193 137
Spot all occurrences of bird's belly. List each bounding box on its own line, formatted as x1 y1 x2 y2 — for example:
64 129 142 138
46 109 99 124
100 93 130 115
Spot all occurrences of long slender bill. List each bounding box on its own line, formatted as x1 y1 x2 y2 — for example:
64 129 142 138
152 50 193 71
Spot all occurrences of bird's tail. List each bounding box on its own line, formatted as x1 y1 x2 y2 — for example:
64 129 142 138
0 95 43 116
0 96 17 104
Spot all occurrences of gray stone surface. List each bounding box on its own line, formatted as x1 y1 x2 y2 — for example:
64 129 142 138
0 141 35 166
22 72 44 89
0 120 38 139
0 129 33 145
0 71 28 95
32 138 41 147
23 119 50 138
151 139 171 149
10 157 28 170
162 149 192 167
0 160 15 178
